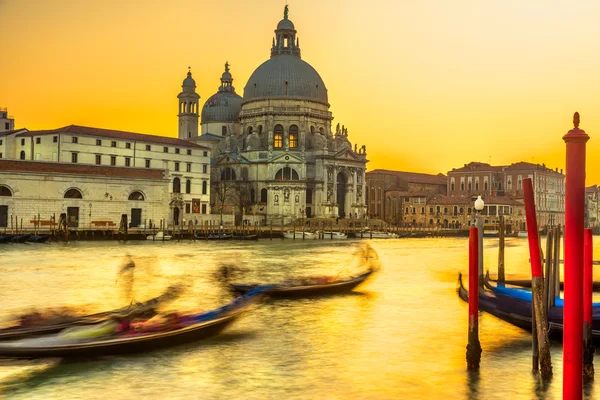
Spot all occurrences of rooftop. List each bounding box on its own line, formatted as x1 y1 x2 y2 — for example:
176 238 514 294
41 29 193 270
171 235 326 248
20 125 210 150
367 169 447 185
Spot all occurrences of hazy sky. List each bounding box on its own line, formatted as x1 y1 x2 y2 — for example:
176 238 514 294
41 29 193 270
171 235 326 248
1 0 599 183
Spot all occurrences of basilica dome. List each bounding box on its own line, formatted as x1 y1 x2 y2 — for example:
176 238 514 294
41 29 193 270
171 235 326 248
242 7 328 106
201 62 243 123
243 56 328 105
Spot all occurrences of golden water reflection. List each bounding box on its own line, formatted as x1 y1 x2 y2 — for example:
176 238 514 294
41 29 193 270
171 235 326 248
0 237 599 399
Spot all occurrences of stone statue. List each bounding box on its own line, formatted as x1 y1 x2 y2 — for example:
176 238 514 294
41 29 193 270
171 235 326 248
284 5 289 19
336 123 340 135
225 61 230 73
354 144 357 152
342 125 345 136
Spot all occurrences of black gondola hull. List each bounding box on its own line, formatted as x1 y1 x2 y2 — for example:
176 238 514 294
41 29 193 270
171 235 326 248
0 313 240 359
457 273 600 340
230 270 375 298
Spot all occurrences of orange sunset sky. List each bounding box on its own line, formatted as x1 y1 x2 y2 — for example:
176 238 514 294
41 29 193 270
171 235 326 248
1 0 599 184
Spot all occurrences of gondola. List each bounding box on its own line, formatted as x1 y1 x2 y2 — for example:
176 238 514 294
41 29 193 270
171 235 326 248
0 287 267 359
231 234 259 241
230 268 379 298
456 273 600 340
0 234 13 243
0 283 185 341
11 234 30 243
486 272 600 292
206 233 233 240
26 234 51 243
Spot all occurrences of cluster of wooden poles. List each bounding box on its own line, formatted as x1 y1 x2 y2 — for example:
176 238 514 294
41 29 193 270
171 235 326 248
467 113 593 399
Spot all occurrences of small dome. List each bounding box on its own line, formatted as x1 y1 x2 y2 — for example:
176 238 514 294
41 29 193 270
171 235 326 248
201 91 243 123
277 18 295 30
182 71 195 88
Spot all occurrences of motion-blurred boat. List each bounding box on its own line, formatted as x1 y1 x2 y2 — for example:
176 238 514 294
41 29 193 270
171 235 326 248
229 244 381 298
0 283 184 341
0 287 267 359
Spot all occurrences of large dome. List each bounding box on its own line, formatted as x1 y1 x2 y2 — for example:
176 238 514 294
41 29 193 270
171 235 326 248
201 91 242 123
243 55 328 105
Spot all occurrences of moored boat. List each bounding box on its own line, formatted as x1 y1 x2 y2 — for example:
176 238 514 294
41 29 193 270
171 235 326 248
26 234 51 243
11 234 30 243
0 287 267 359
146 231 172 241
516 231 528 238
283 231 318 240
361 230 399 239
322 232 347 239
457 273 600 340
206 233 233 240
0 234 14 243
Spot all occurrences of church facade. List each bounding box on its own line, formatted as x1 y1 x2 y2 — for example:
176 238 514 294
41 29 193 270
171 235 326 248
187 7 368 224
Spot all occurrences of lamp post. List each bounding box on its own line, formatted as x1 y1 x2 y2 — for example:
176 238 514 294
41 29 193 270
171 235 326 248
474 195 485 287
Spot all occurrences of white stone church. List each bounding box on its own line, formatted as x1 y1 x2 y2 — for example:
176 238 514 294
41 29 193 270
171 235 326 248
189 6 368 223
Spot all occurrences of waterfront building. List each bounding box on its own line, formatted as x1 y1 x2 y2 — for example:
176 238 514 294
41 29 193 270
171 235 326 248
426 194 524 232
365 169 447 222
0 124 212 228
448 161 565 226
196 7 369 224
586 185 599 230
0 159 169 229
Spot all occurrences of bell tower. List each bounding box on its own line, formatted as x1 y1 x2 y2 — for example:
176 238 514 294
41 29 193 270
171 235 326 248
177 67 200 140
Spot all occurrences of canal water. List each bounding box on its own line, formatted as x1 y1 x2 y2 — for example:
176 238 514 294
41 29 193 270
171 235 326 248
1 237 600 399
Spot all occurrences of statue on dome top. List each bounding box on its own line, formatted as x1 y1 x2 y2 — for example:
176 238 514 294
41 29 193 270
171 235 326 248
225 61 230 73
284 5 289 19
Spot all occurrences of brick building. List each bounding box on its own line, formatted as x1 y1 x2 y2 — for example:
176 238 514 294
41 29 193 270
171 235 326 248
365 169 446 222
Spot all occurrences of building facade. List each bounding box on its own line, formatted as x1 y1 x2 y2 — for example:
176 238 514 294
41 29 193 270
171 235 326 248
1 125 212 227
586 185 599 230
0 160 170 229
365 169 447 222
448 161 565 226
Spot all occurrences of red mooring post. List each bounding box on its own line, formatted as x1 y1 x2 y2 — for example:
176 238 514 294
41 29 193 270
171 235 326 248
466 226 481 370
563 112 589 399
583 228 595 381
523 177 552 379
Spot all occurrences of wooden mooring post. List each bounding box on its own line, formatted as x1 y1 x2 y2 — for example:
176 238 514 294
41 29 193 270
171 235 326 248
497 215 505 284
523 177 552 379
466 226 481 370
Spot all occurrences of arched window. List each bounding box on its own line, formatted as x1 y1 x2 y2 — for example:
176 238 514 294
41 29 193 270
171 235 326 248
221 167 236 181
275 167 299 180
128 191 144 201
186 179 191 194
247 126 253 135
173 177 181 193
202 181 207 194
260 188 267 203
20 151 25 160
273 124 283 148
310 126 315 135
250 188 255 204
289 125 298 148
64 188 83 199
258 125 263 135
0 186 12 196
319 127 324 135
